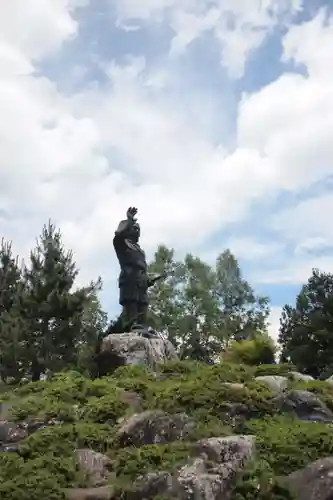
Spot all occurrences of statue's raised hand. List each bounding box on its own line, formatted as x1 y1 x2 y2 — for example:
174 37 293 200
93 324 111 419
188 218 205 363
126 207 138 222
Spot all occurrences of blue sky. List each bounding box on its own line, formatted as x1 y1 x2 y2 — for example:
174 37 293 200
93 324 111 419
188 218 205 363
1 0 333 340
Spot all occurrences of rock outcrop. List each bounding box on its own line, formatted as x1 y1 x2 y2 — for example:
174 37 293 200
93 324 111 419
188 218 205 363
99 332 178 372
2 360 333 500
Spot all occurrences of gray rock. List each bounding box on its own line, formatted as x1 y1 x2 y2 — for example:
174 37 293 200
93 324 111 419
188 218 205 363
75 449 112 486
113 435 255 500
101 332 178 370
255 375 288 393
176 435 255 500
290 372 314 382
274 390 333 422
286 456 333 500
115 410 195 447
0 420 27 443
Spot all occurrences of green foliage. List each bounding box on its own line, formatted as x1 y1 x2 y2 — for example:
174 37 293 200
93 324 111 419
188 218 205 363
20 220 103 380
231 460 294 500
150 376 275 421
254 363 296 377
2 362 333 500
81 393 128 424
224 335 276 366
240 415 333 475
112 442 192 479
19 422 114 458
0 239 27 383
0 451 90 500
279 269 333 377
148 246 270 362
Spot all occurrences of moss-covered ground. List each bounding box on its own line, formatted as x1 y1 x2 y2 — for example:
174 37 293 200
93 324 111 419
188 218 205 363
0 361 332 499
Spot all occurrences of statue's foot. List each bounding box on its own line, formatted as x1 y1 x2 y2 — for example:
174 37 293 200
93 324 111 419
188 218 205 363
131 324 159 339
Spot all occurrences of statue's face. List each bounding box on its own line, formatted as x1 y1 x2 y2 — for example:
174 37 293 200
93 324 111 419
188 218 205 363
129 223 140 242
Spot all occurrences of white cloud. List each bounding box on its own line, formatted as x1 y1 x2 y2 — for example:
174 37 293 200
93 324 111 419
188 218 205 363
0 1 333 311
113 0 303 78
238 8 333 190
226 237 283 261
273 194 333 244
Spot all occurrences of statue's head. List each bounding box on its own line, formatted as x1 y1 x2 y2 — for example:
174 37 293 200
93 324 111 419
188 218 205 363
128 222 140 242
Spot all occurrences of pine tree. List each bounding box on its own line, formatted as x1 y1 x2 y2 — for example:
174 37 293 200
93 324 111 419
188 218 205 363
0 239 26 382
22 220 98 380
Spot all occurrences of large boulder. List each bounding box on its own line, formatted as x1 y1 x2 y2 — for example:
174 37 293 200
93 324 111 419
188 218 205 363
120 435 256 500
285 456 333 500
115 410 195 447
100 332 178 371
75 449 113 486
255 375 288 393
174 435 256 500
290 372 314 383
273 390 333 422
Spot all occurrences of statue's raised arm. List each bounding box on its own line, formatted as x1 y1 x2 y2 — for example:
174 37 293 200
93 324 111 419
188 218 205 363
114 207 138 239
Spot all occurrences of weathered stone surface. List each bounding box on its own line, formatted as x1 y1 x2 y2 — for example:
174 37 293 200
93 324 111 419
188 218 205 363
255 375 288 393
65 486 114 500
115 410 195 447
121 435 255 500
128 472 174 500
0 421 27 443
285 456 333 500
273 390 333 422
75 449 112 486
290 371 314 382
101 332 178 370
176 435 256 500
120 391 143 412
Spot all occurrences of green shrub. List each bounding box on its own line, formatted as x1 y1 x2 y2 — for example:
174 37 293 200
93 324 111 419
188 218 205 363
254 364 295 377
0 452 87 500
239 416 333 475
10 396 78 423
231 459 295 500
81 394 128 424
112 442 192 479
224 335 276 367
19 422 114 458
156 360 205 376
150 378 275 421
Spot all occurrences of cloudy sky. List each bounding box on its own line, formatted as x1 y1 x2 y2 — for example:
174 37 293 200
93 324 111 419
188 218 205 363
1 0 332 340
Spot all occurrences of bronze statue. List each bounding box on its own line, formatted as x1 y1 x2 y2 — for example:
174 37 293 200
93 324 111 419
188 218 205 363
113 207 165 332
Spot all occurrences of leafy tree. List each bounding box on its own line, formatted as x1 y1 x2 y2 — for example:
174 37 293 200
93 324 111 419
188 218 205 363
148 246 270 362
147 245 186 345
214 250 270 342
279 268 333 377
177 253 221 361
21 220 99 380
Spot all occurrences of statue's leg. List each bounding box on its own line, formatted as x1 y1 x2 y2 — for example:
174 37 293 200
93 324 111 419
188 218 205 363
122 301 138 331
120 282 139 330
137 302 148 326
